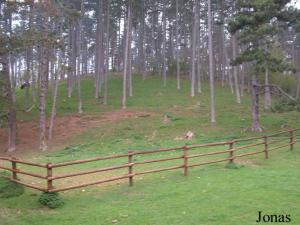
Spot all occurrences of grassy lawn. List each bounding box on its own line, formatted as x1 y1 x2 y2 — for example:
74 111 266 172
1 75 300 225
0 147 300 225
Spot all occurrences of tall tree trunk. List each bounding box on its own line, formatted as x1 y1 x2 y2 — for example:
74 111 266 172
127 23 133 97
103 0 110 105
39 46 49 151
175 0 180 90
220 0 226 88
241 64 245 97
251 75 262 132
76 2 84 114
67 26 73 98
25 49 31 111
39 3 51 151
232 34 241 104
208 0 216 123
139 0 146 79
197 48 202 94
264 66 272 110
48 55 59 140
295 47 300 98
122 0 131 109
95 0 104 98
296 72 300 99
162 0 167 87
83 37 88 75
190 0 198 97
1 54 16 152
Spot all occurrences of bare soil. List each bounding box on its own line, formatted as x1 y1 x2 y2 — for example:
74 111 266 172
0 110 151 157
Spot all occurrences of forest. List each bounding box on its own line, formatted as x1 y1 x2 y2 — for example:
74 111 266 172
0 0 300 224
0 0 299 152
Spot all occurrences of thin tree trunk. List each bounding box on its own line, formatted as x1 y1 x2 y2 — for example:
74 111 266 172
296 72 300 99
31 58 36 103
264 66 272 110
190 0 198 97
77 2 84 114
162 0 167 87
208 0 216 123
95 0 104 98
25 49 31 110
48 56 59 140
251 75 262 132
241 64 245 97
139 0 146 79
39 46 49 151
103 0 110 105
67 26 73 98
232 34 241 104
122 0 131 109
127 24 133 97
220 0 226 88
1 54 16 152
175 0 180 90
197 45 202 94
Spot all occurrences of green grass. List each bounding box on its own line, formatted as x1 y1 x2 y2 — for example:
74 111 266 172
0 148 300 225
1 74 300 225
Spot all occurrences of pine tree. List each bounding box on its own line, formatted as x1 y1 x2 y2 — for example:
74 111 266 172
229 0 300 132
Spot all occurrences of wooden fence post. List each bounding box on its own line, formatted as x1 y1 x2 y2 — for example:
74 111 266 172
289 130 294 151
47 163 53 192
11 157 17 180
183 146 189 176
264 136 268 159
128 151 134 186
228 141 234 163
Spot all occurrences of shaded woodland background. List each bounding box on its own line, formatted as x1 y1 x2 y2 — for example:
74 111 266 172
0 0 300 152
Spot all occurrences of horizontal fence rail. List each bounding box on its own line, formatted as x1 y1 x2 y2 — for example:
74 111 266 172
0 129 298 193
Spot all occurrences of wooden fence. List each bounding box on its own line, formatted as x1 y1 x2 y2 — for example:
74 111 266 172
0 129 298 193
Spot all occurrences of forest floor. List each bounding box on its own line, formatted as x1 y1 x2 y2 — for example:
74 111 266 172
0 75 299 225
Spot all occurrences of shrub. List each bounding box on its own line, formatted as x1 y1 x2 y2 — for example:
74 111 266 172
225 162 241 169
271 99 300 113
0 172 24 198
39 192 65 209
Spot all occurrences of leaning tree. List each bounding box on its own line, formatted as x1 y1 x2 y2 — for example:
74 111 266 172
229 0 300 132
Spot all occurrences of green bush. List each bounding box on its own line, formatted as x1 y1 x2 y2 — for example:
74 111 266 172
39 192 65 209
271 99 300 113
0 173 24 198
225 162 242 169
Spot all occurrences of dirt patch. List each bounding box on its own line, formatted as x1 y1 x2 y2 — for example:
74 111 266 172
235 158 262 167
0 110 152 157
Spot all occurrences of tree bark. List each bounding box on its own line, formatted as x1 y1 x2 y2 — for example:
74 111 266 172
190 0 198 97
139 0 146 80
39 2 51 151
76 2 84 114
1 54 17 152
251 75 263 132
296 72 300 99
95 0 104 99
103 0 110 105
127 23 133 97
48 55 59 140
39 46 49 151
122 0 131 109
232 34 241 104
162 0 167 87
175 0 180 90
67 25 73 98
264 66 271 110
25 49 31 111
208 0 216 123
